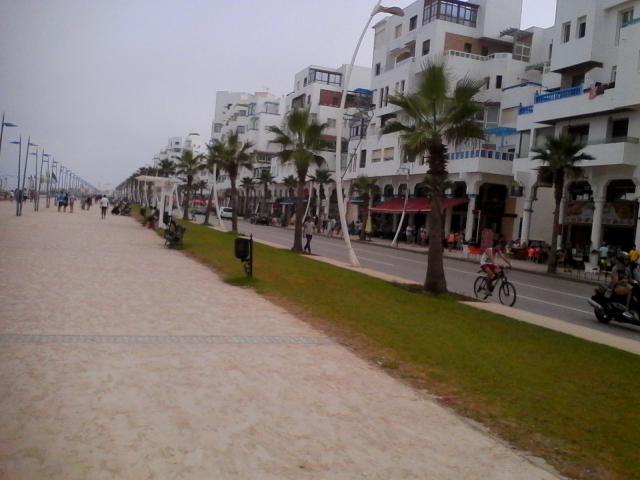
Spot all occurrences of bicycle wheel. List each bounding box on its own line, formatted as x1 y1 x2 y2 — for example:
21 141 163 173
474 276 490 300
498 281 517 307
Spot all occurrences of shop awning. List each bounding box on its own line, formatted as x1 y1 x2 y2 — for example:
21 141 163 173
369 197 468 214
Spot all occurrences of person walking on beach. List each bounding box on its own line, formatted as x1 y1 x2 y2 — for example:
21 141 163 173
68 193 76 213
100 195 109 219
303 217 314 254
62 192 69 213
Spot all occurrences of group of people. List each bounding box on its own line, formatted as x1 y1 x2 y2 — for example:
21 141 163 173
53 192 109 218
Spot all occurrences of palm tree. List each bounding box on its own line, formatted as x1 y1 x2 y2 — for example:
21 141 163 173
351 176 380 241
157 159 176 178
215 132 254 232
267 110 327 252
175 150 205 220
194 179 207 198
240 176 254 218
257 170 275 215
308 168 333 219
532 134 594 274
382 59 485 294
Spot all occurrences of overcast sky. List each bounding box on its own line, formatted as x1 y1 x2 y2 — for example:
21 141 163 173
0 0 557 190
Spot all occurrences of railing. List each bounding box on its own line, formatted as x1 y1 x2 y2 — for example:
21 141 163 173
534 85 583 104
447 149 515 161
445 50 512 61
503 81 542 91
587 136 640 145
518 105 534 115
623 17 640 27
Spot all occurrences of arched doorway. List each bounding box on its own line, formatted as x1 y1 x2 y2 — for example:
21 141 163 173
603 179 636 249
476 183 508 238
383 185 394 199
563 181 593 251
450 182 468 233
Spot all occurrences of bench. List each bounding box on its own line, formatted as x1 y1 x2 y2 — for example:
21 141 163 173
164 223 186 248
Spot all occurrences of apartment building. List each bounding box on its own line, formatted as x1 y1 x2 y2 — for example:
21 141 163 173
345 0 543 243
211 90 284 211
514 0 640 256
271 64 372 219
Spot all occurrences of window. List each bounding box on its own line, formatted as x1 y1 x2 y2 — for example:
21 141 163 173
571 73 585 87
548 42 553 60
611 65 617 83
513 42 531 62
249 117 259 131
213 123 222 133
577 16 587 38
383 147 395 162
422 39 431 56
384 86 389 106
400 80 405 93
409 15 417 31
303 77 307 86
307 95 311 106
264 102 279 114
610 118 629 139
464 43 472 53
359 149 367 168
617 9 634 45
237 126 245 134
379 89 384 108
237 110 246 117
247 103 256 116
310 69 342 86
483 77 490 89
495 75 503 89
566 124 589 145
375 63 381 76
327 118 336 128
481 46 489 56
562 22 571 43
423 0 478 28
372 149 382 163
395 24 402 38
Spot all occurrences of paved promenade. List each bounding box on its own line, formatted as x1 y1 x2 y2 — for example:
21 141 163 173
0 202 560 479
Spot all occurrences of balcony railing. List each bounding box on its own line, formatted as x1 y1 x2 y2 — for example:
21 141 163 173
534 85 584 104
447 149 515 161
518 105 534 115
444 50 512 61
587 136 640 145
623 17 640 27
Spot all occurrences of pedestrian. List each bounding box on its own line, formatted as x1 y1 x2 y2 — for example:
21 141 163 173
419 226 427 246
68 193 76 213
61 191 69 213
100 195 109 219
406 224 414 245
328 217 336 237
86 196 92 211
447 231 455 252
303 217 314 254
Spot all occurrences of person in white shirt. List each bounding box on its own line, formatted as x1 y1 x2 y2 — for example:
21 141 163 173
480 245 512 292
100 195 109 219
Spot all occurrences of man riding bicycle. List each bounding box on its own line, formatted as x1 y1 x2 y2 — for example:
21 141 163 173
480 245 512 293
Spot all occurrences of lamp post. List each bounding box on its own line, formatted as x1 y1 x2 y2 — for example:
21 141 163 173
48 159 57 207
9 137 22 216
19 139 37 215
334 2 404 266
391 164 412 247
30 148 39 209
0 113 17 166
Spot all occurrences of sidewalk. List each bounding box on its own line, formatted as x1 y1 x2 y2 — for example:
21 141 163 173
0 203 563 479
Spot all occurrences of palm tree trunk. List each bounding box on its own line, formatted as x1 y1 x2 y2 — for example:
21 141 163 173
424 152 448 294
303 182 313 221
204 186 215 225
316 184 322 219
230 176 238 233
263 184 269 215
182 178 191 220
547 179 564 274
292 178 305 252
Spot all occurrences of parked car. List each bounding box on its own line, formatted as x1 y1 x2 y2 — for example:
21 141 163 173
220 207 233 219
250 213 270 225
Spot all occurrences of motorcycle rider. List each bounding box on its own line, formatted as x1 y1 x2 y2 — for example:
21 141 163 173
610 252 634 311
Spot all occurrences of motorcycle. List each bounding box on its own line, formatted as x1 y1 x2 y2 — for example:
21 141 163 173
588 280 640 327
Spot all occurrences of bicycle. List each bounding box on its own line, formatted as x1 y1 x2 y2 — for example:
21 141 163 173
474 266 517 307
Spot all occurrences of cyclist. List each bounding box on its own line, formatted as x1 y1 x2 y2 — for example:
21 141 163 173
480 245 512 294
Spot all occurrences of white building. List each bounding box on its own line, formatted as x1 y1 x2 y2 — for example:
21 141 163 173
272 64 372 219
345 0 539 243
211 90 285 212
514 0 640 256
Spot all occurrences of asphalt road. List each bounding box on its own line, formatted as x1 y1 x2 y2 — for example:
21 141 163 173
196 215 640 343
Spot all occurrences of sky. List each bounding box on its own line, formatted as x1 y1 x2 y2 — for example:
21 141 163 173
0 0 557 190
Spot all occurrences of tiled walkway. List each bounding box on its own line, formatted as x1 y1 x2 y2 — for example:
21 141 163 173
0 202 561 479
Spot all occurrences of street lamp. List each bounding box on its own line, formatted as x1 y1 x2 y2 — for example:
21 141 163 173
9 137 22 215
391 164 412 247
334 2 404 266
0 113 17 166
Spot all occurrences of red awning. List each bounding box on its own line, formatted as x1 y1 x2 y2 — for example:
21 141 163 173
369 197 468 214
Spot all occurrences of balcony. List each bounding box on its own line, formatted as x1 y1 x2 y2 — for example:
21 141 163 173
623 17 640 27
518 105 533 115
444 50 513 62
581 138 640 167
447 149 514 176
534 85 583 104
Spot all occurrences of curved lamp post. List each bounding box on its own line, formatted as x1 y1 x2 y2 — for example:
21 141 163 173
334 2 404 266
0 114 17 166
391 164 411 247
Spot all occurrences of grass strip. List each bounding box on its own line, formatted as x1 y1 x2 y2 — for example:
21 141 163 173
171 217 640 479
